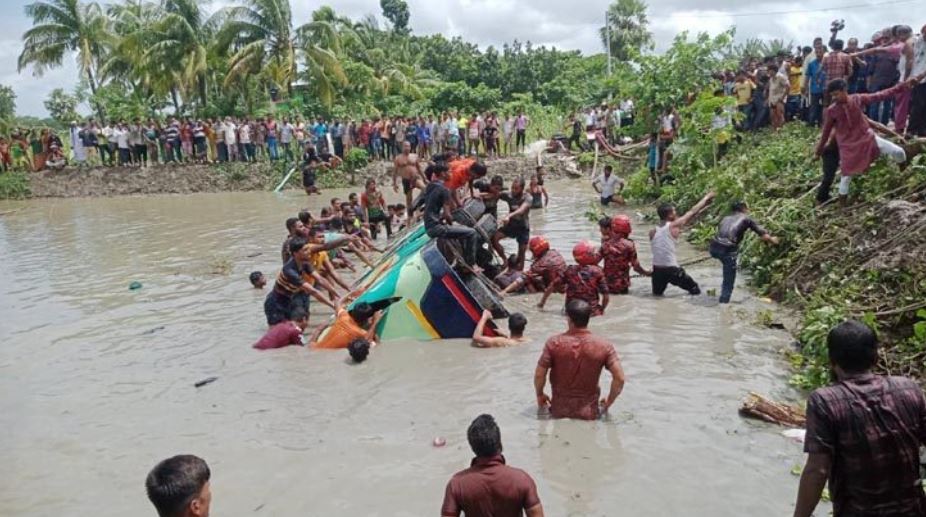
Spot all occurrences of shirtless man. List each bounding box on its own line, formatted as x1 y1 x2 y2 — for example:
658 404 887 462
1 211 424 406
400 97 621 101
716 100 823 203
471 309 528 348
393 141 427 217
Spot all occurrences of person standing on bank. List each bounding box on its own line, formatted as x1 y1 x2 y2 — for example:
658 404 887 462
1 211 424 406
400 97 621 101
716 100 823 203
441 414 544 517
793 320 926 517
534 300 625 420
649 191 715 296
708 201 779 304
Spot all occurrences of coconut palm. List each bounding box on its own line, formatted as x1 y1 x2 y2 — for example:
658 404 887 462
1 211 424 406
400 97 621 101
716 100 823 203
146 0 216 109
18 0 111 117
213 0 296 91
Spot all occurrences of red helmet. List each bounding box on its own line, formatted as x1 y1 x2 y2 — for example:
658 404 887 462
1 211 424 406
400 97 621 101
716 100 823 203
529 236 550 257
611 215 632 237
572 240 601 266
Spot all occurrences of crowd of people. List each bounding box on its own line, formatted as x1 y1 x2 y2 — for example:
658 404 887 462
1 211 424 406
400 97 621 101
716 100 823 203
133 20 926 517
0 110 539 173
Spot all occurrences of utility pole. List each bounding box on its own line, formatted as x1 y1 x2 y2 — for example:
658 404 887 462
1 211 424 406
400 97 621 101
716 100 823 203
606 10 612 76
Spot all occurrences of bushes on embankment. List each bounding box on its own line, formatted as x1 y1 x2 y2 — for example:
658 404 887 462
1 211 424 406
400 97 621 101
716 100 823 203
626 123 926 390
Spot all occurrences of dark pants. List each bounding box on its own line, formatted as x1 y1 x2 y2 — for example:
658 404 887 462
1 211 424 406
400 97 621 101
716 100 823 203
750 100 768 130
816 141 841 204
334 140 344 158
458 133 466 154
709 241 738 303
516 129 526 149
908 82 926 137
568 133 584 151
808 93 824 127
427 224 478 266
264 291 308 326
217 142 228 162
167 140 182 162
118 148 131 165
785 95 801 121
134 144 147 165
98 144 112 165
736 105 751 130
867 85 895 124
368 211 392 239
652 266 700 296
243 143 255 162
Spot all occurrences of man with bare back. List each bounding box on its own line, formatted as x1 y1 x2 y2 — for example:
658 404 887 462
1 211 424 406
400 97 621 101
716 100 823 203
393 141 427 217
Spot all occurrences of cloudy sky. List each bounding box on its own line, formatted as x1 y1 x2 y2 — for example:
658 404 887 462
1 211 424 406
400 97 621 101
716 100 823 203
3 0 919 116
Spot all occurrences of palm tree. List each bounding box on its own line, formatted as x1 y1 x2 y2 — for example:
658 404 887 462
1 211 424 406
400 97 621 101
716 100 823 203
18 0 111 118
599 0 653 62
213 0 296 92
146 0 216 109
295 8 349 108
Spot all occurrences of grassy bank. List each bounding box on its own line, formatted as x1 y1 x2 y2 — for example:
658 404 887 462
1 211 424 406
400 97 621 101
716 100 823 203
626 124 926 390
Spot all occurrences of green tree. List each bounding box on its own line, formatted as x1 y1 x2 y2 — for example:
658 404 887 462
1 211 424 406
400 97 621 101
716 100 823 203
214 0 297 93
0 85 16 120
600 0 653 62
44 88 80 125
380 0 410 35
147 0 215 109
18 0 110 119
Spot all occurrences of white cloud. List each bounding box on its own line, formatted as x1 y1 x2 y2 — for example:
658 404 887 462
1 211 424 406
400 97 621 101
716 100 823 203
3 0 918 116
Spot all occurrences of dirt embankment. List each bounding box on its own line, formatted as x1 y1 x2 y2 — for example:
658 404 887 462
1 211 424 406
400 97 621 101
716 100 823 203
20 154 588 199
26 163 277 198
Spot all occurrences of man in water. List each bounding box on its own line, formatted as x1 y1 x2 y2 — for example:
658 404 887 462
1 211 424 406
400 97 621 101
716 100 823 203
534 300 625 420
423 163 480 269
708 201 779 303
393 141 426 217
793 320 926 517
492 177 532 270
472 309 528 348
441 414 544 517
592 165 624 206
602 215 651 294
309 300 384 349
538 241 609 316
648 192 715 296
146 455 212 517
814 74 925 205
264 237 338 326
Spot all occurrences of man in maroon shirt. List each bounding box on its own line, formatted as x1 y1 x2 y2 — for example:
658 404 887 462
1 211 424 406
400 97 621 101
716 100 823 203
441 414 544 517
534 300 626 420
793 320 926 517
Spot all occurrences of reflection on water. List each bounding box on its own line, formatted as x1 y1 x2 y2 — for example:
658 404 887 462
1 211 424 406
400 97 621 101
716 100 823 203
0 182 811 516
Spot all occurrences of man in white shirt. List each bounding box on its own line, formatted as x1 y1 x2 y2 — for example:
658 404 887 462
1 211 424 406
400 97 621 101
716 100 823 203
592 165 624 206
223 117 238 162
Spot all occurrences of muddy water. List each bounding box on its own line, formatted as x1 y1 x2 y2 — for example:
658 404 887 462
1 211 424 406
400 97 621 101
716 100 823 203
0 182 815 516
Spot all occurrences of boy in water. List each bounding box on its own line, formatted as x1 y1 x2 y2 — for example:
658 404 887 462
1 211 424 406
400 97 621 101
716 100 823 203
264 237 338 326
649 192 715 296
253 307 309 350
249 271 267 289
496 255 528 295
602 215 651 294
309 299 392 349
472 309 529 348
538 240 609 316
348 338 372 363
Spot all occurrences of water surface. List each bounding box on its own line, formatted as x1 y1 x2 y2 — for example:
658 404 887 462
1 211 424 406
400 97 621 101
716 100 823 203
0 181 812 516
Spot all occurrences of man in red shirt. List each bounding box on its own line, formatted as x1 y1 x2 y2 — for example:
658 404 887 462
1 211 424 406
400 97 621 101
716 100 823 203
793 320 926 517
534 300 625 420
445 157 488 207
441 414 544 517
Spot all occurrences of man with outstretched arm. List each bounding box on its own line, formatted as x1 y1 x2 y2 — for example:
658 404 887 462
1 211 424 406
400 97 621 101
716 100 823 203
648 191 715 296
708 201 779 304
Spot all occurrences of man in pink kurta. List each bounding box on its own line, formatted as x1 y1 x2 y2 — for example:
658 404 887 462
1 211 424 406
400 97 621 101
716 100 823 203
814 74 923 202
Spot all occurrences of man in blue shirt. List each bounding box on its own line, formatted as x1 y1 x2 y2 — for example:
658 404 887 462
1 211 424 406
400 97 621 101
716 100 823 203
806 47 827 127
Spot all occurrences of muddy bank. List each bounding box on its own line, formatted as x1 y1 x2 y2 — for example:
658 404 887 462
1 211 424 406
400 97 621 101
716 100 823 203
18 154 588 199
26 163 279 198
